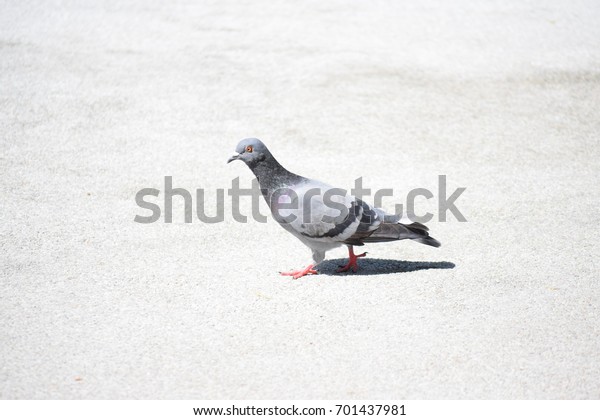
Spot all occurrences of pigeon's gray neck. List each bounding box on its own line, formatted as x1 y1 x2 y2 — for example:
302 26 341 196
249 154 301 191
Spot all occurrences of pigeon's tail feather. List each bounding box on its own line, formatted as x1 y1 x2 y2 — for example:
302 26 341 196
411 235 441 248
361 221 441 247
404 221 441 247
406 221 429 232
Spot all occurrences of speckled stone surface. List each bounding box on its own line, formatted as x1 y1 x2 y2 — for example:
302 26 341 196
1 0 599 399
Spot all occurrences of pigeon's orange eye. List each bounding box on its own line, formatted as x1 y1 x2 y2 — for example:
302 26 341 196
246 145 253 153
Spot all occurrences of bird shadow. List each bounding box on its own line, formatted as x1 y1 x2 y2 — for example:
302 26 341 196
316 258 455 276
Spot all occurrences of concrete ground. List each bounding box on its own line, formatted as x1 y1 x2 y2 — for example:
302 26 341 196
1 0 599 399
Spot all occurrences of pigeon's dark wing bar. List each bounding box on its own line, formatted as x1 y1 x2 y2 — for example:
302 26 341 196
299 198 381 244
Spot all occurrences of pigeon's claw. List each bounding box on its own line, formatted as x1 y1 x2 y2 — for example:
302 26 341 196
280 264 318 279
337 247 367 273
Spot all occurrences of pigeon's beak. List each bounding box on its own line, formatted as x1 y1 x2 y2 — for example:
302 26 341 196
227 154 239 164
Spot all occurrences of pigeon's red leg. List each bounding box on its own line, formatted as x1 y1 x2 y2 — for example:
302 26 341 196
337 246 367 273
280 264 318 280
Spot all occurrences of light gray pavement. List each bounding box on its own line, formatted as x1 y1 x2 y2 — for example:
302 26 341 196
1 0 599 399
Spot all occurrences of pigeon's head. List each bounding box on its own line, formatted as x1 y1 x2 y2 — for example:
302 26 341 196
227 138 271 167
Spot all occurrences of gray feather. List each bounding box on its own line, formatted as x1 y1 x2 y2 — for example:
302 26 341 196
358 221 441 247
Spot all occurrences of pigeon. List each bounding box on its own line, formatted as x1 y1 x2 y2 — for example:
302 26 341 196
227 138 440 279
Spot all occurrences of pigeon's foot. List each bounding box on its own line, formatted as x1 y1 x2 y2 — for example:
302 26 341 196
337 247 367 273
280 264 318 280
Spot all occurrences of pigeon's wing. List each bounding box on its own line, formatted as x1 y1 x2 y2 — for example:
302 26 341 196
270 181 382 245
269 179 441 247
